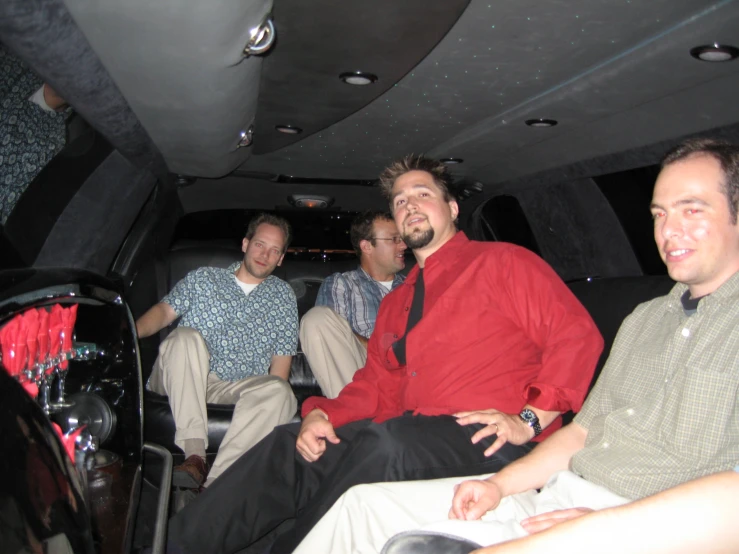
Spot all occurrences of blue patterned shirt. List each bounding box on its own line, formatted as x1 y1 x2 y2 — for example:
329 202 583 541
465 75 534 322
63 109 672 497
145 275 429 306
0 46 68 224
162 262 298 382
315 267 405 339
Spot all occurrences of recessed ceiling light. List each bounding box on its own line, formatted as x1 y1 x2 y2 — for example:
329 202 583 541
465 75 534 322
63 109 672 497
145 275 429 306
690 44 739 62
440 158 464 164
525 118 558 127
275 125 303 135
339 72 378 85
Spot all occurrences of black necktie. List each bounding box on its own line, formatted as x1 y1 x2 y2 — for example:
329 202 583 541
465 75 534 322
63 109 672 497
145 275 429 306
392 269 424 366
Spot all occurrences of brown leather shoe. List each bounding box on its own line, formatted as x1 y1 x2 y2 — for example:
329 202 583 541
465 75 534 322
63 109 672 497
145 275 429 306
172 455 208 489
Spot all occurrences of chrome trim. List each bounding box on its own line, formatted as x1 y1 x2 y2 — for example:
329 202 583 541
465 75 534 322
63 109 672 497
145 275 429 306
143 443 173 554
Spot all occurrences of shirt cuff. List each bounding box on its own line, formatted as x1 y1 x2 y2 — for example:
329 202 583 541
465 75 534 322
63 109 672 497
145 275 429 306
28 85 56 112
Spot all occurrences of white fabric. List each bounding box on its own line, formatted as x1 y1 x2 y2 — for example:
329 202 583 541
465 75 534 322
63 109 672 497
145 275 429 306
147 327 297 484
378 280 394 290
293 471 629 554
234 276 258 296
28 85 55 112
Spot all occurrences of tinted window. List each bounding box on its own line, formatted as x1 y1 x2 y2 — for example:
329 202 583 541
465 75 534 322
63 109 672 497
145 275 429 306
594 165 666 275
172 209 357 259
478 195 541 256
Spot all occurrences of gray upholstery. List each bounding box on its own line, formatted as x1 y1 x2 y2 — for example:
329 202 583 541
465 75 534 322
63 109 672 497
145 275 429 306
62 0 271 177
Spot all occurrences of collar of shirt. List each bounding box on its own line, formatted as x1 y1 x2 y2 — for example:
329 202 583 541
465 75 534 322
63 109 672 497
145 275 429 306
664 269 739 314
402 231 469 287
357 266 405 289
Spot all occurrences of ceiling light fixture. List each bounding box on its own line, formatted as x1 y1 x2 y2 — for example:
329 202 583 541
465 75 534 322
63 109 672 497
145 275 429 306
339 71 378 85
440 158 464 164
525 118 558 128
690 44 739 62
275 125 303 135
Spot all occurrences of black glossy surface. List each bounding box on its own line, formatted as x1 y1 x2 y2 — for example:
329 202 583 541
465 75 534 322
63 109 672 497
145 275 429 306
0 369 95 554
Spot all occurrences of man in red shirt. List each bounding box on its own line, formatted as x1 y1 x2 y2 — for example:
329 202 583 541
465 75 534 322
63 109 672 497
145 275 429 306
168 156 603 554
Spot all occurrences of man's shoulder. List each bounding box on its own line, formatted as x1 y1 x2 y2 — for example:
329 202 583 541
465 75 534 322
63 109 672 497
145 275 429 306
262 274 296 297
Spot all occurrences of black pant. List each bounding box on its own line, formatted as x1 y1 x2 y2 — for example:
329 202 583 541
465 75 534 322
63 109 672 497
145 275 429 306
168 413 534 554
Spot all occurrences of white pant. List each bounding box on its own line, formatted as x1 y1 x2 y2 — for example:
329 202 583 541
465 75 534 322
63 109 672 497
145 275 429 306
293 471 630 554
147 327 297 484
300 306 367 398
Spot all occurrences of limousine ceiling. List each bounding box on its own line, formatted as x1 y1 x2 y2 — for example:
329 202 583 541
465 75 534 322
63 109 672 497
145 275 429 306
4 0 739 193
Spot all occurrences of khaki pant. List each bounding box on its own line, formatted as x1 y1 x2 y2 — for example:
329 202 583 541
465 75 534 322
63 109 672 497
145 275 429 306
147 327 297 484
299 306 367 399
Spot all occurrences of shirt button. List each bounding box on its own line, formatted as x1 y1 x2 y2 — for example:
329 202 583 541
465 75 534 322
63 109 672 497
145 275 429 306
681 328 690 337
602 442 609 448
626 408 634 415
405 307 409 311
411 372 417 376
393 334 398 338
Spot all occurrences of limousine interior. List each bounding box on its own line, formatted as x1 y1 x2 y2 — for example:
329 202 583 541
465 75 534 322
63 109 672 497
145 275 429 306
1 0 738 552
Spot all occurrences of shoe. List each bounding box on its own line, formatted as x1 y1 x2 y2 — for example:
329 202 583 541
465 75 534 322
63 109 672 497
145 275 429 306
172 455 208 489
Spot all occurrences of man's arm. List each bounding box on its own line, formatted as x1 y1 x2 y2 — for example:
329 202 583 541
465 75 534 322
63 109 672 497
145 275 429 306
135 302 178 338
269 355 292 381
450 422 588 521
471 470 739 554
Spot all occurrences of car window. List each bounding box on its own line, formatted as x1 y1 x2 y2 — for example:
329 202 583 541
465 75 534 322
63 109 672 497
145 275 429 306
476 194 542 256
594 165 666 276
172 209 357 260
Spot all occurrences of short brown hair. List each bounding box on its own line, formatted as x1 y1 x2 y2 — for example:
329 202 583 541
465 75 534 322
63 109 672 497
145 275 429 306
245 213 292 252
349 210 395 257
661 138 739 223
378 155 457 207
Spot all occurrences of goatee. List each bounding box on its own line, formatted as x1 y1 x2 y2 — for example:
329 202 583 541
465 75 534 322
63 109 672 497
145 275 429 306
402 227 434 249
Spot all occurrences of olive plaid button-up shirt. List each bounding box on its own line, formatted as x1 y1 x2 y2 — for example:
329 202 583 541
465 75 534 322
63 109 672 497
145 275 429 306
573 270 739 500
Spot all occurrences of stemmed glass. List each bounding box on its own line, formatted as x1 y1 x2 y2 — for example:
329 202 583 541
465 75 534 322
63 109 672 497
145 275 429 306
50 305 77 409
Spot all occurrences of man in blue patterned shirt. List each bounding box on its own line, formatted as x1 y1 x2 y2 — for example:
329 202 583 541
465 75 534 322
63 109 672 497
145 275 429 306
136 214 298 487
300 211 407 397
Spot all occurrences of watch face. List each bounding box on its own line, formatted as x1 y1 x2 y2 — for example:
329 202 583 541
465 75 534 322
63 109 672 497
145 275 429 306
520 409 537 423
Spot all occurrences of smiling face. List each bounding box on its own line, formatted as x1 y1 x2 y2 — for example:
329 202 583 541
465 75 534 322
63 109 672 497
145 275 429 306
362 218 406 279
651 154 739 298
239 223 286 284
390 170 459 264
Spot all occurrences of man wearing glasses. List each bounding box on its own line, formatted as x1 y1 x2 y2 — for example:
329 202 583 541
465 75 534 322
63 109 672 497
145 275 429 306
301 210 407 398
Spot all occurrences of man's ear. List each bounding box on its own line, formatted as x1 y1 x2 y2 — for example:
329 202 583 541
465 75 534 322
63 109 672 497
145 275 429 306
360 239 373 254
241 238 249 253
277 252 285 267
449 200 459 222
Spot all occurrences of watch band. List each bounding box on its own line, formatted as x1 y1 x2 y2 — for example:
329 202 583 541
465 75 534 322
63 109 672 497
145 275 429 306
519 408 542 437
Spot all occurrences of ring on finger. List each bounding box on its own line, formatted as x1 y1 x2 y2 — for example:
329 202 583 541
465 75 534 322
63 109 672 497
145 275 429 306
492 423 499 434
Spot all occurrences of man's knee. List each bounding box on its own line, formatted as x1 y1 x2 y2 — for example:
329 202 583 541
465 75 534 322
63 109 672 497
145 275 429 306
160 326 206 353
300 306 340 336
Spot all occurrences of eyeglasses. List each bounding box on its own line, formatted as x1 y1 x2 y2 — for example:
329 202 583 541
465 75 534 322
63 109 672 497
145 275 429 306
371 236 404 244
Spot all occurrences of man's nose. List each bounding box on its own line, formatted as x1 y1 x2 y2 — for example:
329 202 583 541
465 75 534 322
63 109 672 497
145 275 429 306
661 213 682 239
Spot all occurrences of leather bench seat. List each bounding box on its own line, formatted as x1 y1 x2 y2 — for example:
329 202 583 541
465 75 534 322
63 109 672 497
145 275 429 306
135 242 675 457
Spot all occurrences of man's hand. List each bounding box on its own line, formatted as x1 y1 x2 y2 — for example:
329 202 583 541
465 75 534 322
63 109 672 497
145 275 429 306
520 508 594 534
296 409 340 462
448 479 503 521
455 409 534 457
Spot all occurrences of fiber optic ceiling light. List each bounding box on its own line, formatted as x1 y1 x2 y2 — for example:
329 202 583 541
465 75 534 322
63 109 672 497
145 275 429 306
339 71 378 85
275 125 303 134
440 158 464 164
690 44 739 62
525 118 558 127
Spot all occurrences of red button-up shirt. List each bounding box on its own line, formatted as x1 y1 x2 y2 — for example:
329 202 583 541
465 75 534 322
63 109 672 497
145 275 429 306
303 232 603 441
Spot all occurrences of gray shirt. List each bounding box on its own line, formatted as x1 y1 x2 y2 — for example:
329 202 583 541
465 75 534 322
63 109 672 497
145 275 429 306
573 271 739 499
